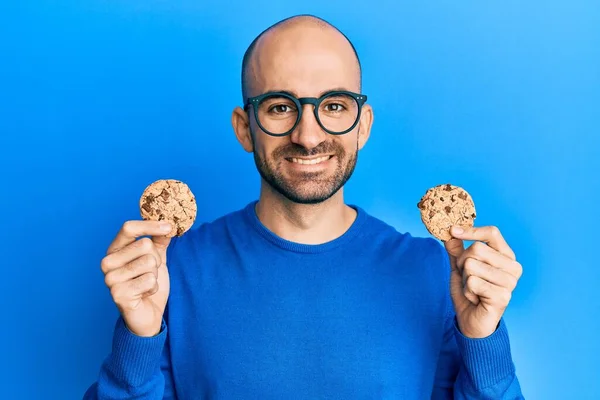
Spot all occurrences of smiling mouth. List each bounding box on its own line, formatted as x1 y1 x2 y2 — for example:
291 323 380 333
286 155 334 165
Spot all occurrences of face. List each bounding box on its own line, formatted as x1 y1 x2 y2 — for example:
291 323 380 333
233 22 373 204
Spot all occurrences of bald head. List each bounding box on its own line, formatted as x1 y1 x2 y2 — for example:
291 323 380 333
241 15 362 101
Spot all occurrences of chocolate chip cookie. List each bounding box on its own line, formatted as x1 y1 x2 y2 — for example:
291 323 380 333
139 179 197 237
417 183 476 241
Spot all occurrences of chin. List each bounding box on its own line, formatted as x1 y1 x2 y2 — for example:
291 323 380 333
278 182 344 205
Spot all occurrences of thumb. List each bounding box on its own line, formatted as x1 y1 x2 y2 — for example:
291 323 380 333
444 229 481 308
151 229 173 264
444 234 472 309
444 237 464 271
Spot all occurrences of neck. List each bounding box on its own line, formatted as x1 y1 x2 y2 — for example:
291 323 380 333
255 182 357 245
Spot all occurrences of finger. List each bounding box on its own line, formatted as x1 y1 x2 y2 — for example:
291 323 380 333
457 241 522 280
107 220 172 255
460 265 481 305
151 234 172 263
101 237 158 274
152 234 171 252
104 252 160 289
110 272 159 304
462 257 518 291
444 238 465 272
465 275 512 309
450 225 515 260
464 287 480 306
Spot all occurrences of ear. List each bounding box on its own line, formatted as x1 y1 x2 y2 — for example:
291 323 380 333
231 106 254 153
357 104 374 150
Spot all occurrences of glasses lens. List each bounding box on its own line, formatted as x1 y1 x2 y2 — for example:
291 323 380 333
317 93 359 133
257 95 298 135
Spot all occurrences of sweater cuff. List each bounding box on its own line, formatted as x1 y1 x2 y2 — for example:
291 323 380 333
453 318 515 390
106 316 168 387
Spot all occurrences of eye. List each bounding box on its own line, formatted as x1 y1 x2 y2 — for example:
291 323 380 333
324 103 346 112
269 104 294 114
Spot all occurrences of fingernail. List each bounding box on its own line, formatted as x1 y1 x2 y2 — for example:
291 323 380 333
160 222 172 232
452 226 464 235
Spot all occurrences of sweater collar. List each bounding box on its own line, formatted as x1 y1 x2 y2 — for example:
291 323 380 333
242 200 368 254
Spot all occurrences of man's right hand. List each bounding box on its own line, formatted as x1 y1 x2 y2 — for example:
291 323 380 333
101 220 173 337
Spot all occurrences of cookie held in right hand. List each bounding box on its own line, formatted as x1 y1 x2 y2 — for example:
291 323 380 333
417 183 476 241
140 179 197 237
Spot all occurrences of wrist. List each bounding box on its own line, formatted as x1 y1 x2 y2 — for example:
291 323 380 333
457 318 501 339
123 319 164 338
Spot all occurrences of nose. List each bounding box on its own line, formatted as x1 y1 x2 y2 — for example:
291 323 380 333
289 104 328 151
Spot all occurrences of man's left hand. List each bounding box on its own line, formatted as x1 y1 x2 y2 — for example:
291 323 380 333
444 225 523 339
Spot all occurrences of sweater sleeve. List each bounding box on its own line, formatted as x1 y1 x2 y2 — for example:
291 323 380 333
432 313 525 399
82 316 177 400
431 243 524 399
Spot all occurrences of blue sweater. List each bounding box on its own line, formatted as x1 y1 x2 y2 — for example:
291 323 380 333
84 201 523 399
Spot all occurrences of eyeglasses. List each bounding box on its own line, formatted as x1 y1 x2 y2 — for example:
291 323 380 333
243 90 368 137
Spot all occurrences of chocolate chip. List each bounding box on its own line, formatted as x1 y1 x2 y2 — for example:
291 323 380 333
458 192 467 200
160 189 170 201
176 226 184 236
471 213 476 218
143 196 154 210
444 184 452 191
445 206 451 213
141 203 152 213
440 197 444 202
430 199 435 205
417 200 426 209
451 195 456 202
429 211 435 218
173 216 180 223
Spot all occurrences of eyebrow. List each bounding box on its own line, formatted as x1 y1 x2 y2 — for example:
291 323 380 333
263 87 353 98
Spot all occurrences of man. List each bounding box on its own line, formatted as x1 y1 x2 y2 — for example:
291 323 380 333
84 15 524 399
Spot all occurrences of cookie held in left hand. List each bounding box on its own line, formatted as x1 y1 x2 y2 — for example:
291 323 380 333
139 179 197 238
417 183 476 241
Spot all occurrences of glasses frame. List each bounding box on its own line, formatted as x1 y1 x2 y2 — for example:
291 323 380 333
243 90 368 137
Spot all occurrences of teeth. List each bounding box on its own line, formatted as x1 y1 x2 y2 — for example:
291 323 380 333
291 156 330 165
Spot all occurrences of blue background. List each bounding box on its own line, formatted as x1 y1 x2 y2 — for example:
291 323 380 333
1 1 598 398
